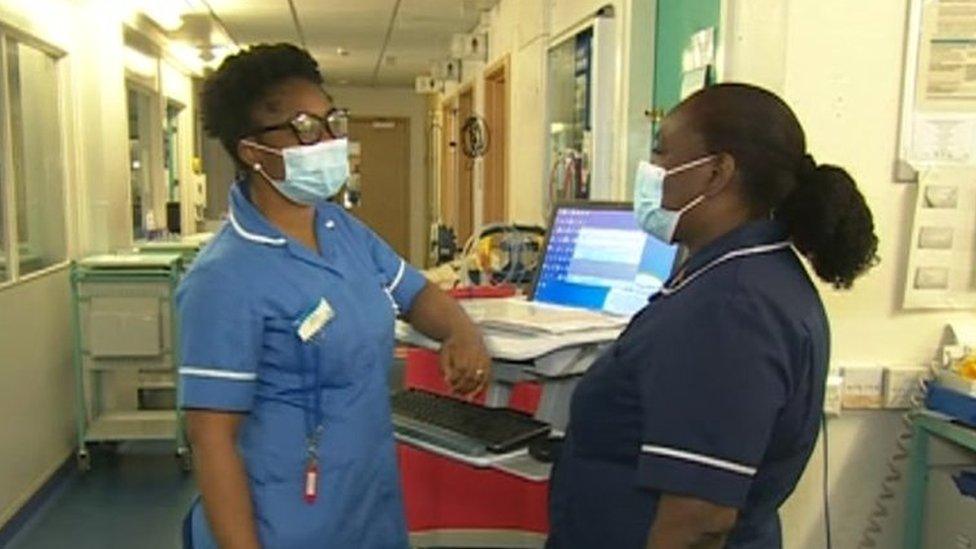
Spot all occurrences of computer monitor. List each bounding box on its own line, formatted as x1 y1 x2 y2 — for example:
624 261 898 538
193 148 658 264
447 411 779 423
531 202 679 316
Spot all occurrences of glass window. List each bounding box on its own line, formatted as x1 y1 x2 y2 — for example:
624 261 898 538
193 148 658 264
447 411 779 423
128 86 154 239
0 78 7 284
6 38 66 276
546 27 594 210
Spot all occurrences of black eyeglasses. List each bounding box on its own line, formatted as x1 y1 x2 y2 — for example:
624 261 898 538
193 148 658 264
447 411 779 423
251 108 349 145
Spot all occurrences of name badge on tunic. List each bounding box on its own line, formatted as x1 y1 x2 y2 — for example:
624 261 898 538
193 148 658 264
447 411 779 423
297 298 335 342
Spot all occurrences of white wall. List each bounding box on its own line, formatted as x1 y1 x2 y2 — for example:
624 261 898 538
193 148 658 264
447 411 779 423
0 270 74 527
726 1 976 548
482 0 550 225
329 86 429 265
783 0 976 367
70 2 131 255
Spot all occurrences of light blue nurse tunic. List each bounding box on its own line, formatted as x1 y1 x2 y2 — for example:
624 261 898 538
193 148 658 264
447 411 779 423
178 181 426 548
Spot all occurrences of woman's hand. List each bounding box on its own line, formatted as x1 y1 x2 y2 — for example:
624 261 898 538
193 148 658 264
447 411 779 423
440 328 492 397
405 283 493 397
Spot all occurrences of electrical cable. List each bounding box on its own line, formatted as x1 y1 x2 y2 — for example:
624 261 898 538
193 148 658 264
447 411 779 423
458 223 504 287
856 362 936 548
503 228 525 284
822 415 833 549
458 230 479 288
498 224 516 284
457 224 543 287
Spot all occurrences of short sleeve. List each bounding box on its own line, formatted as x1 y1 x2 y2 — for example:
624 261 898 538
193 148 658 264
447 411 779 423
346 213 426 313
176 267 262 412
636 294 789 508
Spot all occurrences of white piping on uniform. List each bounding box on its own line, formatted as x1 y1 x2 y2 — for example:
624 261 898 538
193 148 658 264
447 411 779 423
641 444 758 477
180 367 258 381
383 287 401 315
228 207 287 247
660 241 792 296
388 260 406 292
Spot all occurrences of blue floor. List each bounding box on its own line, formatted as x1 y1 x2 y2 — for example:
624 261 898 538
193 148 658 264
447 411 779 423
5 442 197 549
4 363 412 549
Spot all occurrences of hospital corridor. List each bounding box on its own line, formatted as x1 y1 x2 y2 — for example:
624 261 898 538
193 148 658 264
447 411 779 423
0 0 975 548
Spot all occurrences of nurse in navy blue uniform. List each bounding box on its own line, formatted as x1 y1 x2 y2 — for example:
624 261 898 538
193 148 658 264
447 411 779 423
547 84 880 548
179 44 491 549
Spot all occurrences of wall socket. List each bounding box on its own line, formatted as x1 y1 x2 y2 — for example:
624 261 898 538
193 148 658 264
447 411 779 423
842 364 885 409
884 366 928 409
824 374 843 417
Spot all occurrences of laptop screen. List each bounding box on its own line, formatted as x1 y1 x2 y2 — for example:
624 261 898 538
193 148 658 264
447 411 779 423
532 205 679 316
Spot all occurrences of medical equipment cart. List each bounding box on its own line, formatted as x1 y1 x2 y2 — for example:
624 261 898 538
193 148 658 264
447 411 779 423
134 232 213 266
904 413 976 548
70 252 190 471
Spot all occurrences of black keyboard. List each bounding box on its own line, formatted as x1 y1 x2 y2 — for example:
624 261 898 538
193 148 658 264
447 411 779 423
390 389 551 456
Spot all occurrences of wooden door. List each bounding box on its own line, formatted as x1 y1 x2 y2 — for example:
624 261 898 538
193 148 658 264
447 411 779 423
439 101 457 231
348 117 411 257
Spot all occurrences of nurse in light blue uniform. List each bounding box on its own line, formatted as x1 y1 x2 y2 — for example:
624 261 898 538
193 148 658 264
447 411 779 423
180 43 490 549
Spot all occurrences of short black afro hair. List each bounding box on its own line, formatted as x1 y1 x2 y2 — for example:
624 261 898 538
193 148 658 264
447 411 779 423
201 43 325 163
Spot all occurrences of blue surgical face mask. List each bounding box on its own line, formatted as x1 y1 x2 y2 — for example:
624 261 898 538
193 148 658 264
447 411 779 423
244 138 350 205
633 155 715 243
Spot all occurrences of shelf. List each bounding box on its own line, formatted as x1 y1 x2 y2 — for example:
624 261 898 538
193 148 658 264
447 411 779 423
492 452 552 482
83 361 173 372
917 413 976 452
85 410 178 442
138 380 175 390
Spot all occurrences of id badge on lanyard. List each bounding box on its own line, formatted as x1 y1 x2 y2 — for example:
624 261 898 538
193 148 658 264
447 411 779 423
296 298 334 505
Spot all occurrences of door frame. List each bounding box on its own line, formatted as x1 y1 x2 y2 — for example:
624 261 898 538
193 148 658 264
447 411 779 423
483 55 510 223
456 83 475 244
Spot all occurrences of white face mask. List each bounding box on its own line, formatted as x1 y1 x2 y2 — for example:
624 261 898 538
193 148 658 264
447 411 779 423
243 138 350 205
633 155 715 243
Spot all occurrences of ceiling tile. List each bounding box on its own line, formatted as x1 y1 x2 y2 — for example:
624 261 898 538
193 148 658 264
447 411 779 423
200 0 494 86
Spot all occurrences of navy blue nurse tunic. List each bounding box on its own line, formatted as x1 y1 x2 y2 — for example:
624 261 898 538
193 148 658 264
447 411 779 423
547 220 829 549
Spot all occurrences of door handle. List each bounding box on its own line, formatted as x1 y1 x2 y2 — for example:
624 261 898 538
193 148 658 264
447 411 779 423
644 108 665 125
